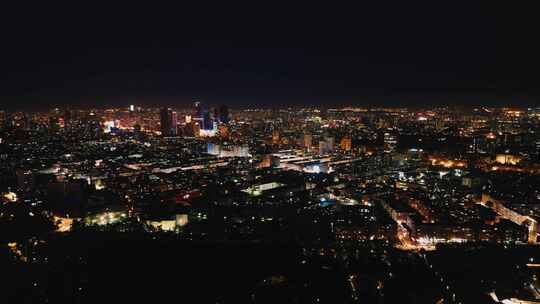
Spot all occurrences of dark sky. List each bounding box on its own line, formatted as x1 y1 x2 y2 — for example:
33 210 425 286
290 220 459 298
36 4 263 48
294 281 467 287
0 3 538 109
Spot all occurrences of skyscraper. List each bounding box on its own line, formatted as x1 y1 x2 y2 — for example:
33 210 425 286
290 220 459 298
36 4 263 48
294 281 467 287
193 99 202 119
219 105 229 123
171 111 178 135
192 99 204 127
160 107 173 136
202 109 213 130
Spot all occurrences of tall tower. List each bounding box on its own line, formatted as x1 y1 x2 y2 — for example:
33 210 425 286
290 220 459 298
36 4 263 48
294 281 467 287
219 105 229 123
160 107 172 136
171 111 178 135
193 99 202 119
202 109 213 130
192 99 204 127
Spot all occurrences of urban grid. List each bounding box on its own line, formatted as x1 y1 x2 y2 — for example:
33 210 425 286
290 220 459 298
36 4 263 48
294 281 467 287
1 104 540 303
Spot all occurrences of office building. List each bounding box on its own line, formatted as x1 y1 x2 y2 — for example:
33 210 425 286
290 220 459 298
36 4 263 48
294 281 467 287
160 107 173 136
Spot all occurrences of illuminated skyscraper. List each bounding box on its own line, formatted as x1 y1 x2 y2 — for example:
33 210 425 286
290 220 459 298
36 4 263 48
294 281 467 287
192 99 204 127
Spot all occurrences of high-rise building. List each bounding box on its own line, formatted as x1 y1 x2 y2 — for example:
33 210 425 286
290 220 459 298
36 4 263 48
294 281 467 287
202 109 214 130
171 111 178 135
160 107 173 136
192 99 204 126
219 105 229 123
193 99 202 118
191 100 212 131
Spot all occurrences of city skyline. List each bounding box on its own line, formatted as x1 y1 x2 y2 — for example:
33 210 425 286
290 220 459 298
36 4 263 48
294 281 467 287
2 102 540 303
3 3 540 303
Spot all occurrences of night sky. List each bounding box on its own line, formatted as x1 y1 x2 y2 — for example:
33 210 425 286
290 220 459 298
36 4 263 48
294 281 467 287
0 3 538 109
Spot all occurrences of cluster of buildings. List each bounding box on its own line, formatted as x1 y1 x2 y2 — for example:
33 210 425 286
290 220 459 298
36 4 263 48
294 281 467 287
1 105 540 244
159 101 229 137
2 104 540 303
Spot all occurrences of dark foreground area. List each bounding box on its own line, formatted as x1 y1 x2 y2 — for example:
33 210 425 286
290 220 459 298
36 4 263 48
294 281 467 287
3 233 540 304
2 233 350 303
